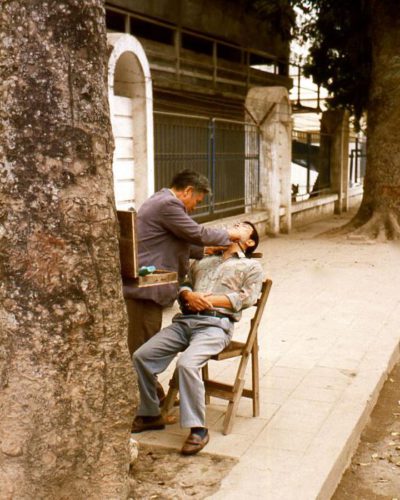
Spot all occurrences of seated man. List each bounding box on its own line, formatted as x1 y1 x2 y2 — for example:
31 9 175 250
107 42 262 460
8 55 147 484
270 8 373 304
132 221 263 455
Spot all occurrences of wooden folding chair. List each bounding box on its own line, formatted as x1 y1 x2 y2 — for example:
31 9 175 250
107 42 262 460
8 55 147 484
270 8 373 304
162 279 272 435
201 278 272 434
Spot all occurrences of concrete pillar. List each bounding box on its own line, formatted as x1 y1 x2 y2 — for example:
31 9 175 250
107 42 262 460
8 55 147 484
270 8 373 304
245 87 292 234
320 109 350 214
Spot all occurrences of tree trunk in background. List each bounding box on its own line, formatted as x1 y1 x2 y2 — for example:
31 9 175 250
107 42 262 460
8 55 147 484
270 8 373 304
0 1 136 498
350 0 400 239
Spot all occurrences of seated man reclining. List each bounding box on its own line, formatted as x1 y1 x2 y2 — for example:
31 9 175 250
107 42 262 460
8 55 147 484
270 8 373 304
132 221 263 455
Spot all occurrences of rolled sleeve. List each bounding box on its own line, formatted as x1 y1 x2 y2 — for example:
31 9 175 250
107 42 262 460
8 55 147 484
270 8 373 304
226 262 263 311
225 292 242 312
178 285 192 295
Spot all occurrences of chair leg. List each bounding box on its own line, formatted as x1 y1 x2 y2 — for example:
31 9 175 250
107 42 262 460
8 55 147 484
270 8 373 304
221 351 251 434
161 373 179 417
251 339 260 417
222 378 245 435
202 364 211 404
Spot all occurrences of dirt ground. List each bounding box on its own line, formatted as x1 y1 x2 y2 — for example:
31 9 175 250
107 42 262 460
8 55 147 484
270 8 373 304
129 362 400 500
128 445 236 500
333 361 400 499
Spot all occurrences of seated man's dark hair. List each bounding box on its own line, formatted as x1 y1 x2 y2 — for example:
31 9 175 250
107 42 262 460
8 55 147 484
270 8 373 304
170 169 211 194
243 221 259 256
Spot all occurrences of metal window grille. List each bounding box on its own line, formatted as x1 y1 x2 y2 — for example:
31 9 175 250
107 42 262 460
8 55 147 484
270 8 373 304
291 130 332 202
349 137 366 186
154 111 260 221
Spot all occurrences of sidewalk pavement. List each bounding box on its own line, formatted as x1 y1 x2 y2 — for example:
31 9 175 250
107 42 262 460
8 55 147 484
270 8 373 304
134 212 400 500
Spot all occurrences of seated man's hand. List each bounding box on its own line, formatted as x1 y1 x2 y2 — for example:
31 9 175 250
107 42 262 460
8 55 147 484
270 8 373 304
181 291 213 312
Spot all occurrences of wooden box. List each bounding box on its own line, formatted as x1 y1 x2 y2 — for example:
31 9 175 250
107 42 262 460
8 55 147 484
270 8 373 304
117 210 139 278
117 210 177 287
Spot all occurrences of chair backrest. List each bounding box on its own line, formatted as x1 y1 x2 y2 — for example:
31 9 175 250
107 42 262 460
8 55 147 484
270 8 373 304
244 279 272 354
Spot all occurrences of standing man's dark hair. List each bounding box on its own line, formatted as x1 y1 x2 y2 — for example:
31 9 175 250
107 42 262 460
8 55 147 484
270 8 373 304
170 169 211 194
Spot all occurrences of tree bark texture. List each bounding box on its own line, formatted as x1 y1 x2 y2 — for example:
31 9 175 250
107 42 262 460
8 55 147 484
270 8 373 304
351 0 400 239
0 1 136 498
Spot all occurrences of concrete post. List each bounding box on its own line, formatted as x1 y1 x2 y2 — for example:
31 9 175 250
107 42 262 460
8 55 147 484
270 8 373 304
245 87 292 234
320 110 350 214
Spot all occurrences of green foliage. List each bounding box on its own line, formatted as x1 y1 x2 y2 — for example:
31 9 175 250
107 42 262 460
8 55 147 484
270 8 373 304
301 0 372 127
247 0 315 41
250 0 372 128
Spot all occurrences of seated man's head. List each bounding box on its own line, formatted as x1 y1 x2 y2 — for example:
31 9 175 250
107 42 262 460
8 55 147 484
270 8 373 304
170 169 211 212
232 221 259 257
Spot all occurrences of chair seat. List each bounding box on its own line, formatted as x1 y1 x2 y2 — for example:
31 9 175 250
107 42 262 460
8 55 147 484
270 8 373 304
210 340 245 360
203 380 254 400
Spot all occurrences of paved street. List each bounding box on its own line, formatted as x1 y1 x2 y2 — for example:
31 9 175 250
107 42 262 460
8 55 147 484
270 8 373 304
135 212 400 499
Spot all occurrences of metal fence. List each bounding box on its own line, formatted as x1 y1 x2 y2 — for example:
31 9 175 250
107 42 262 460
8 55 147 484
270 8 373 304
349 137 366 186
154 111 260 221
291 130 332 202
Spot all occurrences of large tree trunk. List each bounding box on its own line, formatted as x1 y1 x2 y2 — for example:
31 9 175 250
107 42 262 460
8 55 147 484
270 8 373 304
0 1 136 498
348 0 400 240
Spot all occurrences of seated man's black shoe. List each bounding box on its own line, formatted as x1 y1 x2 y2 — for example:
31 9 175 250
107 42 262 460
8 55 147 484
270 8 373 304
181 427 209 455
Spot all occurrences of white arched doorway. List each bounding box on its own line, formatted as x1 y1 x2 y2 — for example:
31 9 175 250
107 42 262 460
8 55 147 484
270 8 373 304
107 33 154 210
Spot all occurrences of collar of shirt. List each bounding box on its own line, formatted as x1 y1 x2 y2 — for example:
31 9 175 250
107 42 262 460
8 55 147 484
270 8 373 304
222 249 246 260
166 188 187 212
168 188 178 199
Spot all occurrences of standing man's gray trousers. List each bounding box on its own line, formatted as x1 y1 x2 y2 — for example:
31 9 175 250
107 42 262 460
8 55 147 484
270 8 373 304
133 314 233 428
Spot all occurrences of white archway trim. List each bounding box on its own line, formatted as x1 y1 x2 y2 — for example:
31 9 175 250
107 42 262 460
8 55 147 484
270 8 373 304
107 33 154 202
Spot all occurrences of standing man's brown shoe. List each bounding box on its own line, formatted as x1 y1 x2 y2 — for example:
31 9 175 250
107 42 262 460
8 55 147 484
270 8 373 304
131 415 166 433
131 414 178 432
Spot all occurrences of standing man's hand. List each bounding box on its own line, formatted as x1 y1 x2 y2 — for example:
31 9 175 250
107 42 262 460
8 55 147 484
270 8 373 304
204 246 227 255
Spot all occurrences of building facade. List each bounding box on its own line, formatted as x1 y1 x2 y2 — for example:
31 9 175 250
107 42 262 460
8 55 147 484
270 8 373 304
106 0 293 231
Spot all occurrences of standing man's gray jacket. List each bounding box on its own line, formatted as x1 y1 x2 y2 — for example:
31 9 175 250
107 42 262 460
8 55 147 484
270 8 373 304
123 188 230 307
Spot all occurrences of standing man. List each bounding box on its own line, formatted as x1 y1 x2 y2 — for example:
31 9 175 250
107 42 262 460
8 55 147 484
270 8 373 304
123 170 241 399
